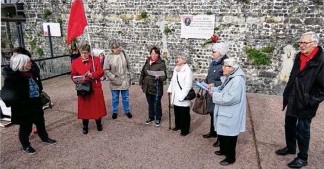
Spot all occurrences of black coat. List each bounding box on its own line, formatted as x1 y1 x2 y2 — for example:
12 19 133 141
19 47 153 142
204 55 228 112
139 58 167 96
283 46 324 118
1 68 44 124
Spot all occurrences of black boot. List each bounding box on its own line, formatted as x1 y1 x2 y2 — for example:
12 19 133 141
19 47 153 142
82 119 89 134
96 119 103 131
203 112 217 138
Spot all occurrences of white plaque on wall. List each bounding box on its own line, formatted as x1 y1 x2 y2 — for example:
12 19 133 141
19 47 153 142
43 23 61 37
180 15 215 39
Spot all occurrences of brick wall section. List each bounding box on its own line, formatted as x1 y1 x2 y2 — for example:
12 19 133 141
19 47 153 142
23 0 324 95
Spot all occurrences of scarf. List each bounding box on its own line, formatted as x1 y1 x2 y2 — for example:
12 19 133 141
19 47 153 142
299 47 318 71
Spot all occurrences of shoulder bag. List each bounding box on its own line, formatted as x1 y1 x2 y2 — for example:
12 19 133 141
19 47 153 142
176 75 196 100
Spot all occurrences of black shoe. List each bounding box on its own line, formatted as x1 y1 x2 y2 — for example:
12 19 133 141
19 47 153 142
126 112 133 118
288 158 307 168
42 138 57 145
215 150 224 156
172 127 179 131
97 125 103 131
202 132 217 138
213 139 220 147
275 147 296 156
112 114 118 119
220 159 235 166
22 145 36 154
82 128 88 134
180 133 188 136
145 119 154 125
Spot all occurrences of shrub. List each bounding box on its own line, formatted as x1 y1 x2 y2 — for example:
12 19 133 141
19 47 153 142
246 47 272 65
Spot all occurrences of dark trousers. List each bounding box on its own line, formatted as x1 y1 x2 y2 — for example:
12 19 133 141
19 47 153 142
19 115 49 148
285 115 311 161
146 93 162 120
82 119 102 129
174 105 190 134
208 111 216 135
219 135 238 162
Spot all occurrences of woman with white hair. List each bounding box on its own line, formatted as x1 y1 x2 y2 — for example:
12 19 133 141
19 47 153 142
1 54 56 155
201 42 229 148
167 54 193 136
209 58 246 165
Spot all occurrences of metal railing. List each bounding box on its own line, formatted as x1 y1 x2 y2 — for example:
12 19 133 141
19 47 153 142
1 55 71 83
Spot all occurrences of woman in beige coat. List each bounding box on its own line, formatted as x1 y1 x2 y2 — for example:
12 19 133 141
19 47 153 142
104 41 132 119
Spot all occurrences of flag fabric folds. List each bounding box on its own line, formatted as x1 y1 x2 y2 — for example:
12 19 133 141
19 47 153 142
66 0 87 45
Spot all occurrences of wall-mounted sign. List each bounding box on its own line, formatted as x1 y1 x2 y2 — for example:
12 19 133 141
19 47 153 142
180 15 215 39
43 23 61 37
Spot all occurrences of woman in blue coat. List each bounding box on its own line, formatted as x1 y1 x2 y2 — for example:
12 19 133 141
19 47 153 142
210 58 246 166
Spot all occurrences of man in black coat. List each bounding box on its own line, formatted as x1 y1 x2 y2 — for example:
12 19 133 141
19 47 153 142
275 32 324 168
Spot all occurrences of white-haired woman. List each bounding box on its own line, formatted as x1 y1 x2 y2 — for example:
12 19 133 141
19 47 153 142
167 54 193 136
201 42 229 148
209 58 246 166
1 54 56 155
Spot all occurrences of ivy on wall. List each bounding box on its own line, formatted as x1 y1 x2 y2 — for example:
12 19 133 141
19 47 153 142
246 45 275 65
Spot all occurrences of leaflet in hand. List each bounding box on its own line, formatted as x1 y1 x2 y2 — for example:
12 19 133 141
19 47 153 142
195 81 210 91
147 70 165 77
73 71 89 84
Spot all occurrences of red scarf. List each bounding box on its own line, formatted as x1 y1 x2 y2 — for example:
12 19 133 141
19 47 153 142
299 47 318 71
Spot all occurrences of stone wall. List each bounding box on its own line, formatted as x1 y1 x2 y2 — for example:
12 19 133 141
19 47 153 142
23 0 324 95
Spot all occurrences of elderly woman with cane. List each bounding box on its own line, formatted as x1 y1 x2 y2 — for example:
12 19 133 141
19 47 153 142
139 46 167 126
209 58 246 166
167 54 194 136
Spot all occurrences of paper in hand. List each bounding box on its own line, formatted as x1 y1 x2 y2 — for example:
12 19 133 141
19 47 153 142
195 81 211 92
73 71 89 84
147 70 165 77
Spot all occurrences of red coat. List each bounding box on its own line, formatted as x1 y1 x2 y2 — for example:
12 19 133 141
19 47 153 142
71 57 107 119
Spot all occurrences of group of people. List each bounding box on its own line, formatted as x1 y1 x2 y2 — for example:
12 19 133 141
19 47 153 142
1 31 323 169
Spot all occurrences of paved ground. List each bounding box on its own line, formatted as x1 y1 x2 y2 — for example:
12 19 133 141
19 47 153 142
0 75 323 169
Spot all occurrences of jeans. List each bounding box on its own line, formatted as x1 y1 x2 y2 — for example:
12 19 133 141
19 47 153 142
145 93 162 120
111 90 130 114
285 115 312 161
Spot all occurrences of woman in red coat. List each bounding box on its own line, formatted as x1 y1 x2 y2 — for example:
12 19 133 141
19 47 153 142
71 43 107 134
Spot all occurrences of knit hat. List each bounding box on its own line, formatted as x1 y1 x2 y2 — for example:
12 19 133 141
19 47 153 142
212 43 229 56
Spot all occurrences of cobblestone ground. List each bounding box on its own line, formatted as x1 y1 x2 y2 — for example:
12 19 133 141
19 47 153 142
1 75 323 169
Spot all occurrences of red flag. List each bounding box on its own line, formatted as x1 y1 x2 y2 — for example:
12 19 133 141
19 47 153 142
66 0 87 45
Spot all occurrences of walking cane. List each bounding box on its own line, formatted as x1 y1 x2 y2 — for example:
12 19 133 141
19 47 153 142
168 93 171 130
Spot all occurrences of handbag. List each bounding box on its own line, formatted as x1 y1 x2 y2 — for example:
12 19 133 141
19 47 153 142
76 81 92 96
192 89 208 115
40 91 51 106
176 75 196 100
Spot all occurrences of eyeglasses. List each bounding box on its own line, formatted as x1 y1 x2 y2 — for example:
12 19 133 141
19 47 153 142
297 41 313 45
212 51 218 53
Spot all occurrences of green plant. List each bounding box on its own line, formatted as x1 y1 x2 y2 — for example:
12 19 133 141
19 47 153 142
57 18 63 24
36 47 44 56
43 9 52 19
261 45 275 53
246 47 271 65
164 26 173 36
236 0 250 3
140 10 148 19
206 10 213 15
29 39 37 51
